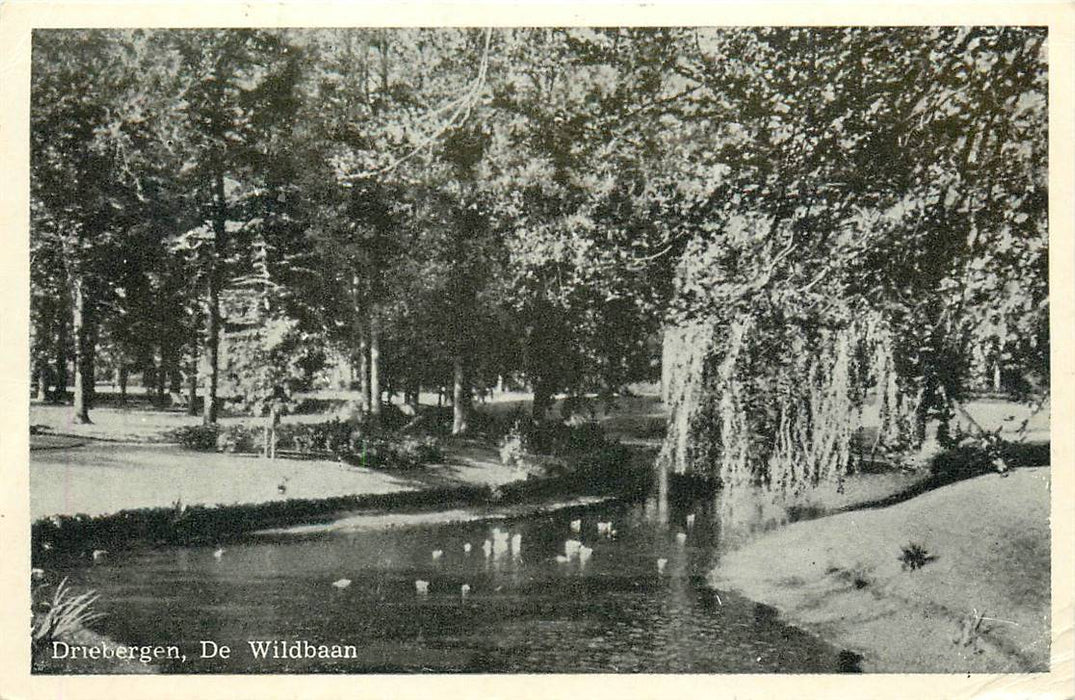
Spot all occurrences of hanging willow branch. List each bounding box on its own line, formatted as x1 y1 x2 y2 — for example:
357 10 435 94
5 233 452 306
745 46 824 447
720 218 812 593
370 28 494 178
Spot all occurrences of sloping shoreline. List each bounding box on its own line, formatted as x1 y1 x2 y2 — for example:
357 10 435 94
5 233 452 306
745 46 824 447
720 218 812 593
709 467 1051 672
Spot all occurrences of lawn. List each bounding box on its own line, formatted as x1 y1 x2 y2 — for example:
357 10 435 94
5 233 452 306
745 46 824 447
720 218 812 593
709 466 1052 672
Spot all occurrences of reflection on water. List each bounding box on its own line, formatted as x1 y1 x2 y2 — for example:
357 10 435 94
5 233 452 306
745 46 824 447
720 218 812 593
49 496 850 673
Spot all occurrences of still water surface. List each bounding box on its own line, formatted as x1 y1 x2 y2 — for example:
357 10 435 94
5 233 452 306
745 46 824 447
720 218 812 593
55 498 852 673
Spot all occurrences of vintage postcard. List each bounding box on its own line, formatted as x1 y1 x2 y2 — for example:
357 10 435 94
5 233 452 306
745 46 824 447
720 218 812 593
1 2 1072 699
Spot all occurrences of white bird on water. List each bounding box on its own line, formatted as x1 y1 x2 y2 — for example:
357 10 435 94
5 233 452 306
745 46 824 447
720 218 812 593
579 545 593 566
415 580 429 595
332 578 352 589
432 550 444 561
657 558 668 574
213 547 225 560
31 568 45 581
676 532 688 545
92 549 108 561
463 542 472 555
461 583 471 599
686 513 696 529
492 529 510 557
569 519 582 533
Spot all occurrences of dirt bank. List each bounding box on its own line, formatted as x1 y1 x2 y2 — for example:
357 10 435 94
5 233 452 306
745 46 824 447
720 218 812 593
709 467 1051 672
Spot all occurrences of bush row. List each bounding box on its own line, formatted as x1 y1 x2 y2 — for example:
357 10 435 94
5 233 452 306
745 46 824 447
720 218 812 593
165 419 443 471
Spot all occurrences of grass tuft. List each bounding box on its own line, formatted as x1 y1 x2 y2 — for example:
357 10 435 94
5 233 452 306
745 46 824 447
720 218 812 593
32 577 106 654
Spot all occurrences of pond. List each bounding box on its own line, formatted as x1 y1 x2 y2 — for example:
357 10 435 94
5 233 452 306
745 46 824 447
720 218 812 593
48 496 857 673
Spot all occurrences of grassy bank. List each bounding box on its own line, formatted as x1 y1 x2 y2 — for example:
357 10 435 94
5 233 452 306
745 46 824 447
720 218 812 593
709 467 1051 672
32 443 650 564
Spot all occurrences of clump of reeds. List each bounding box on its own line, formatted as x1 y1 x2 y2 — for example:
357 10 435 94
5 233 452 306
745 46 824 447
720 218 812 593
32 577 105 653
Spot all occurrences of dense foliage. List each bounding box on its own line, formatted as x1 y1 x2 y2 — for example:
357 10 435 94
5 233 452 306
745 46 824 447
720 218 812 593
31 27 1048 492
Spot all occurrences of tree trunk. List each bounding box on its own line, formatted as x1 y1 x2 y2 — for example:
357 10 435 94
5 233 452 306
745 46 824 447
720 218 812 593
117 363 128 406
660 326 673 404
358 327 370 414
452 353 470 435
54 316 68 403
70 274 92 424
656 450 670 525
265 403 281 460
186 344 199 415
369 312 381 418
532 378 553 422
35 361 49 402
405 380 420 413
203 170 226 425
152 347 165 407
85 319 96 410
169 360 182 394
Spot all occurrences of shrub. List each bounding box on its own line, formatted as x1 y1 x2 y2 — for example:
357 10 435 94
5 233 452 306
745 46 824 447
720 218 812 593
340 433 443 471
167 424 221 451
277 418 355 454
898 542 933 571
498 420 528 466
519 419 611 457
216 425 261 453
399 435 443 465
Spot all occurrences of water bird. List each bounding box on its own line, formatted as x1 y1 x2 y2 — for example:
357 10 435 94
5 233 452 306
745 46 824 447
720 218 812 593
686 513 696 529
492 528 510 556
564 539 582 558
432 550 443 560
463 542 472 554
657 558 668 574
213 547 225 560
461 583 471 599
569 519 582 533
31 568 45 581
92 549 108 561
331 578 351 589
676 532 688 545
415 580 429 595
41 542 53 551
579 545 593 566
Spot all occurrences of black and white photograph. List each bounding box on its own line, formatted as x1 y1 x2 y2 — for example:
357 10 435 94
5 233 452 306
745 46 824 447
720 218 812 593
2 2 1072 694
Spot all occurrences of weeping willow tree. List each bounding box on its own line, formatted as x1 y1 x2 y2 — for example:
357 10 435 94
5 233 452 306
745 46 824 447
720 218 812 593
647 26 1048 520
661 306 919 496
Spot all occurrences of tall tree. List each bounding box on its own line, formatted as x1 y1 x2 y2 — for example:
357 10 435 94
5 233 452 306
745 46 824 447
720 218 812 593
167 29 301 424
